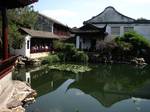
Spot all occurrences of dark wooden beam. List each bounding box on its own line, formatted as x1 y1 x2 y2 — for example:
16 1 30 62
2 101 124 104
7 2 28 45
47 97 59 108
1 8 8 60
0 0 38 9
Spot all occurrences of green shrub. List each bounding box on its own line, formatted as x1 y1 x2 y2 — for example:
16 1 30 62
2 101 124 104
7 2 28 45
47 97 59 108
63 43 77 53
58 52 65 62
52 41 89 63
53 40 77 53
114 31 150 59
45 54 60 64
115 40 133 51
53 40 64 50
73 51 89 63
121 31 150 48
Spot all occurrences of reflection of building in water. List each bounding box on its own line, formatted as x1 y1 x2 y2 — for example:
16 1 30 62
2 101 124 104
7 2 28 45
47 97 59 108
69 71 150 107
13 67 75 97
14 64 150 109
26 72 31 84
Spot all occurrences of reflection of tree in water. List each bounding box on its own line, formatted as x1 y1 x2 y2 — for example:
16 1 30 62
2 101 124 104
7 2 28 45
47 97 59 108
30 69 75 97
69 64 150 107
13 66 76 97
14 64 150 108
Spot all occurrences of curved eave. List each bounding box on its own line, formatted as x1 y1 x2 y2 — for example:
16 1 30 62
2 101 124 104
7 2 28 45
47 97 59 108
71 30 104 34
89 21 150 24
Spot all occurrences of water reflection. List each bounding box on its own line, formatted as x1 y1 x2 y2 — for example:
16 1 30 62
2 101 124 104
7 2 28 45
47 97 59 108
13 64 150 112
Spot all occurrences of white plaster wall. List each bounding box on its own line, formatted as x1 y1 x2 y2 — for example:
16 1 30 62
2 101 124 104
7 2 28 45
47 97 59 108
106 25 111 34
25 35 31 58
120 26 124 36
10 35 31 57
26 72 31 84
134 25 150 41
95 24 150 41
76 36 80 49
51 22 54 33
10 40 26 56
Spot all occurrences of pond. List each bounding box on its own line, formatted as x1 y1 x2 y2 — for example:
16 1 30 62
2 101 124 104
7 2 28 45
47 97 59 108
13 64 150 112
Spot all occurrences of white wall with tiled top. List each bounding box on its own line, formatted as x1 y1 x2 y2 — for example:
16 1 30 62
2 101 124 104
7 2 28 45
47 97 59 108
11 35 31 58
134 25 150 41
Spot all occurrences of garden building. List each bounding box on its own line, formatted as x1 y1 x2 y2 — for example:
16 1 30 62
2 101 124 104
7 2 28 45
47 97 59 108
71 23 107 51
74 6 150 50
11 13 71 58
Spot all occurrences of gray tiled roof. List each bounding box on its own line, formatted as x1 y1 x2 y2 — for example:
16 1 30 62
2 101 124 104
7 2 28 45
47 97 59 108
20 28 70 39
84 6 150 24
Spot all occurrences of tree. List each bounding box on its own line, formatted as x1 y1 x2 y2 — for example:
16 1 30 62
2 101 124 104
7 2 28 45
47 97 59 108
8 6 38 29
0 6 38 49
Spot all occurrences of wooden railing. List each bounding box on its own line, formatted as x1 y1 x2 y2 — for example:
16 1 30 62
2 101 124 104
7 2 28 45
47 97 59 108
0 56 17 79
30 47 54 53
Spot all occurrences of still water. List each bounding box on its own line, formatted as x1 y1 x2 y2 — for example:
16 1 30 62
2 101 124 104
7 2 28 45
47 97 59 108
13 64 150 112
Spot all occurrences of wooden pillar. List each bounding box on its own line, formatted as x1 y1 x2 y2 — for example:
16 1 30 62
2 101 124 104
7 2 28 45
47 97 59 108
1 8 9 60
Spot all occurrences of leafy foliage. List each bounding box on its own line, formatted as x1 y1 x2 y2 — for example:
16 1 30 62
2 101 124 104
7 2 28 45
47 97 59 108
48 64 91 74
53 40 64 51
45 54 60 64
9 24 24 49
113 31 150 63
121 31 150 48
8 6 38 29
73 51 89 63
115 31 150 56
53 41 89 63
0 6 38 49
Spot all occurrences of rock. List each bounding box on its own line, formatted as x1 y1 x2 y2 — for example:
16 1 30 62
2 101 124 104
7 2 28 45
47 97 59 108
24 97 35 102
24 90 37 101
130 57 147 65
7 100 23 109
17 61 25 67
31 59 41 66
0 85 2 95
0 81 36 112
0 109 12 112
12 106 25 112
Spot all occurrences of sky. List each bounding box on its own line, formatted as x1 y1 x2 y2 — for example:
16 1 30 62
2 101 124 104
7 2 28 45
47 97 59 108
32 0 150 28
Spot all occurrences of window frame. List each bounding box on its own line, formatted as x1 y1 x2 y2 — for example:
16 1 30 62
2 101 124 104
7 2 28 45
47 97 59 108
111 27 120 35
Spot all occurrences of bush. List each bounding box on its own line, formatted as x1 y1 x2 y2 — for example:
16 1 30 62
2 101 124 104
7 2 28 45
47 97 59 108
114 31 150 62
58 52 65 62
121 31 150 48
73 51 89 63
53 40 77 53
45 54 60 64
52 41 89 63
115 40 133 51
63 43 77 53
53 40 64 50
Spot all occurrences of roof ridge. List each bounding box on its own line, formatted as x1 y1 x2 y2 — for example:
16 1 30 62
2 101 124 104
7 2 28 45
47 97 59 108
84 6 135 24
